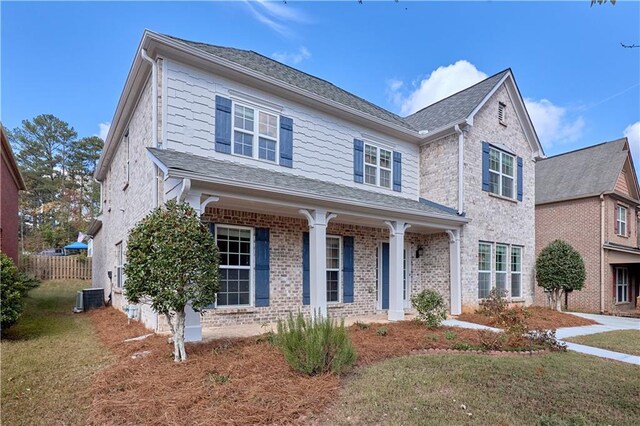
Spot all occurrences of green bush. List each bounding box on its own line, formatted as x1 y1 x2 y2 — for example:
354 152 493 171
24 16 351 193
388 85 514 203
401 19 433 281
536 240 586 311
1 253 40 330
376 326 388 336
411 289 447 328
479 288 508 317
275 312 356 375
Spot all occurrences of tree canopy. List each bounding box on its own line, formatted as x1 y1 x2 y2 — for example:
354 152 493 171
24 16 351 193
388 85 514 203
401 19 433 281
536 240 586 311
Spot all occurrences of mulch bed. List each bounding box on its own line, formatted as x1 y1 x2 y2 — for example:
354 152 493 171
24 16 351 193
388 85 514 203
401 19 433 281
457 306 598 330
86 308 548 425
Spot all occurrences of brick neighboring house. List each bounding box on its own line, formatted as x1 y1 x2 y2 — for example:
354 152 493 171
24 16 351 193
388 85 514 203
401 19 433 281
90 31 544 339
535 138 640 313
1 124 26 264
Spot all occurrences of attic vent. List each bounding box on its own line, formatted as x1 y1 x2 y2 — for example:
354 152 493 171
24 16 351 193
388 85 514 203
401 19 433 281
498 102 507 125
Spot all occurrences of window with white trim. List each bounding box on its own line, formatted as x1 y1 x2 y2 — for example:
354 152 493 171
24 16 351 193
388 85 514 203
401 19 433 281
233 103 279 162
498 102 507 125
326 236 341 303
216 225 253 306
123 130 130 189
617 205 627 236
364 143 392 189
115 242 124 289
478 243 492 298
616 267 628 303
495 244 508 296
511 246 522 298
489 147 515 199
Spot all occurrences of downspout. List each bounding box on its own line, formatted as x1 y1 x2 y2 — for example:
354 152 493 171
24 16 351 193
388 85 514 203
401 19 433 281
454 125 464 215
140 49 159 208
600 193 605 313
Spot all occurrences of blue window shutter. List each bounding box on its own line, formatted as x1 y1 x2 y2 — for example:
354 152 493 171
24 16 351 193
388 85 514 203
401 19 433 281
353 139 364 183
255 228 270 307
482 142 490 192
393 151 402 192
215 96 232 154
342 236 354 303
302 232 310 305
279 116 293 168
517 156 523 201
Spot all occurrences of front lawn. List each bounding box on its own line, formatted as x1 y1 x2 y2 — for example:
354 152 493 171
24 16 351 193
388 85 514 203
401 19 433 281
565 330 640 356
323 352 640 425
458 306 598 330
1 280 113 425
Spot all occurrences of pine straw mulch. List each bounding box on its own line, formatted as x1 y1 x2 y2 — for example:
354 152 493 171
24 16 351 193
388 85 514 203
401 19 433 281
85 308 530 425
457 306 598 330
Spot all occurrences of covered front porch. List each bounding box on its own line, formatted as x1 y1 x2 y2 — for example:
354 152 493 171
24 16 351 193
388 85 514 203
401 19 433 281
148 148 468 341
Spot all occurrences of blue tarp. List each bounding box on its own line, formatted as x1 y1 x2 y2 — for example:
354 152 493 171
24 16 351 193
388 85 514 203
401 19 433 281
64 241 88 250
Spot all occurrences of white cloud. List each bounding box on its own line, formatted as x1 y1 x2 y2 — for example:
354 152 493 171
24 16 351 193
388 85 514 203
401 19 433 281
97 122 111 140
623 121 640 165
389 60 488 116
244 0 308 38
524 99 585 149
272 47 311 65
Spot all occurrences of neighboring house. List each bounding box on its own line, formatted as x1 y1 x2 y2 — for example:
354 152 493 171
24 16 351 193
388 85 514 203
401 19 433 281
91 31 543 340
535 138 640 313
1 124 26 264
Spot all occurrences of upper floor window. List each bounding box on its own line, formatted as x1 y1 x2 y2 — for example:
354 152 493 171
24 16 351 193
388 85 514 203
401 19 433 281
123 129 130 190
364 143 392 189
616 205 627 236
498 102 507 125
489 147 515 199
233 103 279 162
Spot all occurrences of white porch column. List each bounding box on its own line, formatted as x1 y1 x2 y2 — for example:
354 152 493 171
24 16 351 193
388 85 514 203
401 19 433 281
446 229 462 316
299 209 337 318
385 220 410 321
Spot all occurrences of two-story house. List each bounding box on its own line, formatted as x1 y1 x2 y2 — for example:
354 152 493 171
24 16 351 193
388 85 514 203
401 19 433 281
536 139 640 313
89 31 543 340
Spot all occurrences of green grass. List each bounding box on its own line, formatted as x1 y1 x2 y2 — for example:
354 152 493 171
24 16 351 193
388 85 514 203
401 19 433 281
326 352 640 425
565 330 640 356
1 280 113 425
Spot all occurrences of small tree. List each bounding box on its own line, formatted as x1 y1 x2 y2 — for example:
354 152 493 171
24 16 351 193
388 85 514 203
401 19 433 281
536 240 586 312
124 201 219 362
1 253 40 332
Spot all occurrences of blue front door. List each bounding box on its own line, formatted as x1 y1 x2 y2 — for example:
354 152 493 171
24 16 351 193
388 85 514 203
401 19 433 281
381 242 389 310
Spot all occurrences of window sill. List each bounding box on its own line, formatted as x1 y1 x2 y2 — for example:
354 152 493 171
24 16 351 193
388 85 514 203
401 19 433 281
328 303 346 309
615 234 629 239
510 298 525 303
488 192 518 204
214 307 258 314
614 302 631 306
113 288 123 294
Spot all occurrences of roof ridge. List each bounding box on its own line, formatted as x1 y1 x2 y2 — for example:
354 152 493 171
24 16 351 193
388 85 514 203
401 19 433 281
539 138 627 161
404 68 511 118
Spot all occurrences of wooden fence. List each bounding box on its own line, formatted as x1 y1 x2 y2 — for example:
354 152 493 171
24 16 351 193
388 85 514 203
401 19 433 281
20 256 92 281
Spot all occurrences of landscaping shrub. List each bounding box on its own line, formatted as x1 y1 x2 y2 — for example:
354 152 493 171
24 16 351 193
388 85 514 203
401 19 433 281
376 326 388 336
275 312 356 375
411 289 447 328
528 329 567 352
1 253 39 331
479 288 508 317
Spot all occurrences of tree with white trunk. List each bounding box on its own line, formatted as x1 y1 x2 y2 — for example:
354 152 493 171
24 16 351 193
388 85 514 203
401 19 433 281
536 240 586 312
124 201 219 362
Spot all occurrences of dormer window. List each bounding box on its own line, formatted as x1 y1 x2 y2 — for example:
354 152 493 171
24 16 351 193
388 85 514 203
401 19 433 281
498 102 507 126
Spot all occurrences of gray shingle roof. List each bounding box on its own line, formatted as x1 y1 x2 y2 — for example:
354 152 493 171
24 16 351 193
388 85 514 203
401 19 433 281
147 148 463 220
404 70 509 132
165 35 416 131
535 138 631 204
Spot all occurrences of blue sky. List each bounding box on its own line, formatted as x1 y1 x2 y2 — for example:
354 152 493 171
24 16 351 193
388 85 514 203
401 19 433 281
2 1 639 161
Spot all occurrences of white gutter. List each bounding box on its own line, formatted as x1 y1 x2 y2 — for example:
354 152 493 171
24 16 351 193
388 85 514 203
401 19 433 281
140 48 160 208
454 125 465 215
600 193 605 313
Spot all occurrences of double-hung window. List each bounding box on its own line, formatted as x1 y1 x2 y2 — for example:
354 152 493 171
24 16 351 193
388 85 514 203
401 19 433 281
326 236 341 303
616 267 628 303
233 103 279 162
478 243 492 298
495 244 508 295
617 205 627 236
115 242 124 289
489 147 515 199
511 246 522 298
216 226 253 307
364 143 392 189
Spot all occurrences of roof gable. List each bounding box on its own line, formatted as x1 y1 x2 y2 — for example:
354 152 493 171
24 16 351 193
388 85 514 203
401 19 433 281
536 138 638 204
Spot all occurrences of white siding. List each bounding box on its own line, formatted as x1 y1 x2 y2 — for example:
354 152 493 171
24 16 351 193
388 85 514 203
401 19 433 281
163 59 419 199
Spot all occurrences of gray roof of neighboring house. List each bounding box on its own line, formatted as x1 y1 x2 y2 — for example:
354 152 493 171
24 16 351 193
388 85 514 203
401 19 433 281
535 138 632 204
404 70 510 132
147 148 463 220
166 35 416 131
